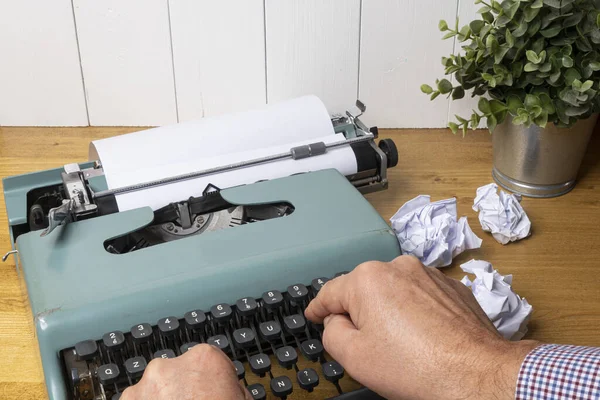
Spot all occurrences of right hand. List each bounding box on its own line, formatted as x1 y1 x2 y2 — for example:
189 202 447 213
304 255 540 400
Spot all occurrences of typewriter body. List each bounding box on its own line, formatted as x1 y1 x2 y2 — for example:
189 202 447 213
3 99 401 400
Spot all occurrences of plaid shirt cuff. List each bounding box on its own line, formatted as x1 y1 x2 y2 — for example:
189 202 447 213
516 344 600 399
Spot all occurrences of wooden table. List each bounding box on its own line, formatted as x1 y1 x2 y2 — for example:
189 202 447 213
1 126 599 400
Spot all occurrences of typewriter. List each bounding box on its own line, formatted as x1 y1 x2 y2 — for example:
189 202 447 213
2 97 401 400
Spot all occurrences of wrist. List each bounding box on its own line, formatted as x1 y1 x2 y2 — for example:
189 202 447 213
480 339 541 400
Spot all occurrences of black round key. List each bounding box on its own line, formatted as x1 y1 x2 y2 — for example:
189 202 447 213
207 334 229 351
300 339 324 361
154 349 176 359
275 346 298 369
180 342 198 354
210 303 233 323
157 316 180 337
249 353 271 376
184 310 207 330
98 363 120 385
124 356 147 379
102 331 125 352
233 360 245 380
322 361 344 382
233 328 255 349
283 314 306 335
311 277 329 294
261 290 284 309
75 340 98 361
286 284 309 302
247 383 266 400
130 323 153 344
297 368 319 392
235 297 258 317
270 376 293 398
259 321 281 342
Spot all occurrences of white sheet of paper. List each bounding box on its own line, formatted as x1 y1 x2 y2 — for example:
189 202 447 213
460 259 533 341
390 195 482 268
472 183 531 245
89 95 357 211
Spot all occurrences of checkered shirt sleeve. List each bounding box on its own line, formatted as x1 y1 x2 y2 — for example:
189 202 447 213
516 344 600 399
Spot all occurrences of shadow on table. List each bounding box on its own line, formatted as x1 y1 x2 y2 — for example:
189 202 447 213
577 122 600 183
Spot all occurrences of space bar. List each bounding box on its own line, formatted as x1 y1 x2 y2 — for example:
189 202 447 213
327 387 386 399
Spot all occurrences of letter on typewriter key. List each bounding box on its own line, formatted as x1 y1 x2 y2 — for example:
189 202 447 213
270 376 293 398
98 363 120 386
261 290 284 310
236 297 258 317
206 334 229 351
124 356 147 379
233 360 245 380
275 346 298 369
283 314 306 335
286 284 309 302
153 349 176 359
249 353 272 376
180 342 198 354
247 383 266 400
322 361 345 383
300 339 324 362
75 340 98 361
311 278 330 295
210 303 233 323
297 368 320 392
102 331 125 352
130 323 153 344
233 328 255 349
157 316 180 337
184 309 206 331
259 321 281 342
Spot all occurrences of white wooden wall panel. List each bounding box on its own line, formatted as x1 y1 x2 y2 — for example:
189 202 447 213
448 0 485 129
73 0 177 126
0 0 88 126
359 0 458 128
265 0 360 115
169 0 266 122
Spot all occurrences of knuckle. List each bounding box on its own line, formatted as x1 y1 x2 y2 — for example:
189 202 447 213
144 358 166 378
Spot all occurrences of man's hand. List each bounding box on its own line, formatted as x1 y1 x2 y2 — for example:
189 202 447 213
120 344 250 400
305 255 540 400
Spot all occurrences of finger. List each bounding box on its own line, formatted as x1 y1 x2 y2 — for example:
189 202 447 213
120 385 138 400
321 314 361 370
305 274 352 323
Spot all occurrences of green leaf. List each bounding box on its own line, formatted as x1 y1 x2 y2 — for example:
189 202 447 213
442 31 457 40
562 55 574 68
439 20 449 31
507 95 524 114
539 93 556 114
580 80 594 92
431 92 441 101
478 98 491 114
452 86 465 100
437 79 453 94
505 29 515 47
478 6 492 13
564 68 582 85
494 46 510 64
421 84 434 94
513 20 529 37
482 73 497 87
526 50 541 64
533 111 549 128
589 61 600 71
524 63 540 72
512 114 529 125
490 99 507 113
470 20 485 35
524 5 541 23
525 94 542 108
597 13 600 29
487 113 498 132
541 23 562 38
448 122 459 134
531 0 543 8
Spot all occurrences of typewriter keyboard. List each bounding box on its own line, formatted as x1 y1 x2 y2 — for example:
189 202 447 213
60 272 385 400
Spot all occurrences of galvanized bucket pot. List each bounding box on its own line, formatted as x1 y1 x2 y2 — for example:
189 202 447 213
492 114 598 198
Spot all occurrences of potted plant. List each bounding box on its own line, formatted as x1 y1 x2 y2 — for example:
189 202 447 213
422 0 600 197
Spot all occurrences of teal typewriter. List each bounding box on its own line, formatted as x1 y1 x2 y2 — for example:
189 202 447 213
2 96 401 400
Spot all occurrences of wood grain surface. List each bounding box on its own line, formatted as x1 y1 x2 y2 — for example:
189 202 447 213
1 126 599 399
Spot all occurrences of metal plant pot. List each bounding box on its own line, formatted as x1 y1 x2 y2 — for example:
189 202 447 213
492 114 598 198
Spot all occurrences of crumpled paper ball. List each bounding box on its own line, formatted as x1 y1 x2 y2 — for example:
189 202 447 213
390 195 482 268
472 183 531 245
460 259 533 341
